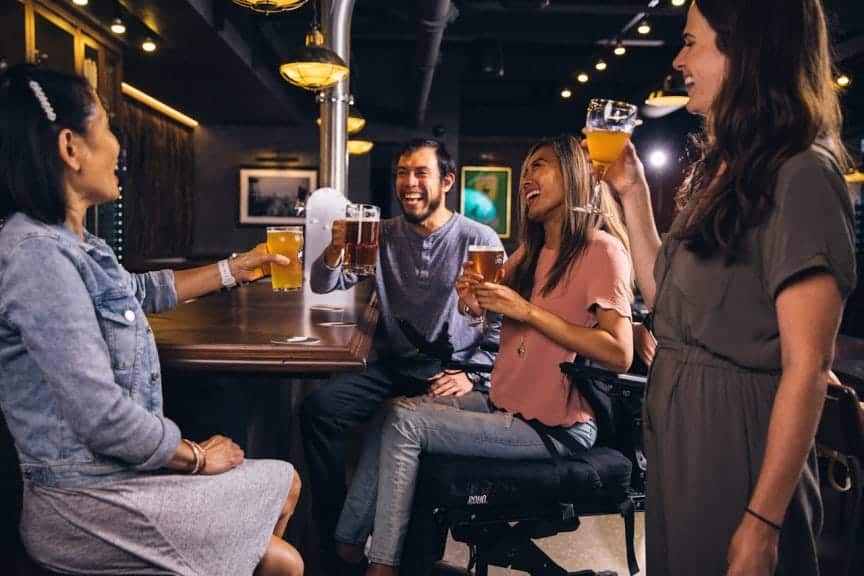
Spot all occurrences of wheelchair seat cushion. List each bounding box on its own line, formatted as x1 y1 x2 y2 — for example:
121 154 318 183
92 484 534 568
414 447 632 514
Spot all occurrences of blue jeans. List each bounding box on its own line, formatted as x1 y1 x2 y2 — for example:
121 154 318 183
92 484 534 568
334 391 598 566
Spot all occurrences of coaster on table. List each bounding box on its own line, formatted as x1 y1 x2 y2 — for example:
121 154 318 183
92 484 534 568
270 336 320 345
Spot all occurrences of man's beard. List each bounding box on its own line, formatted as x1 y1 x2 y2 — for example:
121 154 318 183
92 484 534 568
401 191 443 224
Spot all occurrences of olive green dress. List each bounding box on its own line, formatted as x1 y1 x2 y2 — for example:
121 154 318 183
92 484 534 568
645 148 857 576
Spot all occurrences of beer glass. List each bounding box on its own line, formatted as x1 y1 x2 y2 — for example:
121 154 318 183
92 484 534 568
466 245 505 328
343 203 380 276
575 98 639 216
267 226 304 292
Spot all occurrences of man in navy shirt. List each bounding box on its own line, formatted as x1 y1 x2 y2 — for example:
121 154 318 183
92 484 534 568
303 139 503 573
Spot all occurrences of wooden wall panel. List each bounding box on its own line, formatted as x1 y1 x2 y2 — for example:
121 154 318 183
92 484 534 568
120 98 194 258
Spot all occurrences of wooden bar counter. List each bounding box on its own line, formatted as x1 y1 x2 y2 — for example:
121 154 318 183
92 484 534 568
149 281 378 373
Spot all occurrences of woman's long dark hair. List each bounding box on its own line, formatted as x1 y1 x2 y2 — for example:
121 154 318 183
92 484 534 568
507 135 630 300
0 64 95 223
676 0 849 259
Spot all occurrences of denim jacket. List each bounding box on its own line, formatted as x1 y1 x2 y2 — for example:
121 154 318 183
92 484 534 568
0 213 181 487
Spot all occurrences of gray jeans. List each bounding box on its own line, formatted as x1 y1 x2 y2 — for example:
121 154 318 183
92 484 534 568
334 391 597 566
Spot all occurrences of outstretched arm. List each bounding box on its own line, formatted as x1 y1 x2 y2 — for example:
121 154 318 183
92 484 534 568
173 243 290 301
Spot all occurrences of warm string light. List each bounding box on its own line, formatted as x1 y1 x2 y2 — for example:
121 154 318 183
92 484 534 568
110 18 126 34
577 73 589 84
560 88 573 99
141 39 157 53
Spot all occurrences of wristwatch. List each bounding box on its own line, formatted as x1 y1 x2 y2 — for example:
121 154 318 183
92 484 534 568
218 258 237 289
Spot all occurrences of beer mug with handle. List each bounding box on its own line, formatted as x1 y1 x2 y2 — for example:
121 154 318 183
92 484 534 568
343 204 381 276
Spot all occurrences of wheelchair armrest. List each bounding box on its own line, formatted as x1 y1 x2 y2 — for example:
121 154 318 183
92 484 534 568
559 362 647 393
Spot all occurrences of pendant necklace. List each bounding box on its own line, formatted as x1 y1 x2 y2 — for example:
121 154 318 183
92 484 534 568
517 333 526 357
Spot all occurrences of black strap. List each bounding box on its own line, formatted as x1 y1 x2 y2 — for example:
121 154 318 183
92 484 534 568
522 417 588 460
620 498 640 575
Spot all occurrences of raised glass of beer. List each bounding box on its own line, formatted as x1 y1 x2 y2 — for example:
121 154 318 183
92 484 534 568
267 226 304 292
576 98 638 216
466 245 505 328
343 203 380 276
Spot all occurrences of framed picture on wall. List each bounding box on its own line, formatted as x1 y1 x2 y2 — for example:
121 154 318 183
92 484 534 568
238 168 317 225
460 166 512 238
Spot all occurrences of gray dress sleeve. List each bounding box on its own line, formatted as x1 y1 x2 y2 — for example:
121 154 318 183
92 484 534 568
761 149 857 300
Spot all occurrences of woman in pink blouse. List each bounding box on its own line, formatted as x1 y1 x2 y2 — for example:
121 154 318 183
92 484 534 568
333 134 634 576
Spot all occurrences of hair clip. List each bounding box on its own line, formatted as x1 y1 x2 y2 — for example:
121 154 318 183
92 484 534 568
28 80 57 122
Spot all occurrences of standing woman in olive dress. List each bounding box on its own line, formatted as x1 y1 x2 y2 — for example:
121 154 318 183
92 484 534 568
604 1 856 575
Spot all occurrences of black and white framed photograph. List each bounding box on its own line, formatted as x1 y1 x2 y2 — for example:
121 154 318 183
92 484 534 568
238 168 317 225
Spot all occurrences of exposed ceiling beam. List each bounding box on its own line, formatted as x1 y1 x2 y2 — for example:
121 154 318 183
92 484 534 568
120 0 303 123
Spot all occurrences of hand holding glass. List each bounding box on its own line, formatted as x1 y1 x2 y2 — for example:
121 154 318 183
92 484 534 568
465 245 505 328
576 98 639 215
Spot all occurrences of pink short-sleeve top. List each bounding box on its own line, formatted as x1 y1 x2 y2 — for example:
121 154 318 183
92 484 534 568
489 231 632 426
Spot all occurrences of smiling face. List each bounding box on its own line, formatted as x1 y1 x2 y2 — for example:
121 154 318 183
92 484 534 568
520 145 565 224
673 2 729 117
394 146 453 225
66 95 121 207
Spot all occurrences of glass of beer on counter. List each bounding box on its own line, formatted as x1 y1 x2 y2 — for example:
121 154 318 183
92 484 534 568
577 98 638 216
267 225 304 292
343 203 380 276
466 245 505 328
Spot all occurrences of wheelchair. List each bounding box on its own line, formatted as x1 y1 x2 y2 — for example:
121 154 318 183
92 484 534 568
395 320 647 576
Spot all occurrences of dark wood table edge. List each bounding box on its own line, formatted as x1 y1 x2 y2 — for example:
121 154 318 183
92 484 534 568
155 291 379 373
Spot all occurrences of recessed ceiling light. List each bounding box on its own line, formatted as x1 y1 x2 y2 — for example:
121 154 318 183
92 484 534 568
110 18 126 34
560 88 573 99
142 39 157 53
649 149 669 169
637 21 652 35
577 73 589 84
595 59 607 71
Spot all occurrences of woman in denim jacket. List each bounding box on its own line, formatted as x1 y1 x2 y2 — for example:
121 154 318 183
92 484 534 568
0 64 303 576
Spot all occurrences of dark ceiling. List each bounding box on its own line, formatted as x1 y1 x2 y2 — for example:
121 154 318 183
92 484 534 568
64 0 864 148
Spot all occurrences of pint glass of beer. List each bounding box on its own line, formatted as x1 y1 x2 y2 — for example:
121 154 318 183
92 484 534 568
343 204 380 276
466 245 505 327
267 226 304 292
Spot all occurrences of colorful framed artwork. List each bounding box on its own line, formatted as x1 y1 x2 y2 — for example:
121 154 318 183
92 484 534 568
460 166 512 238
238 168 317 225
